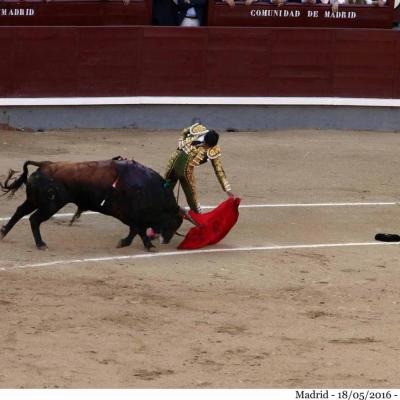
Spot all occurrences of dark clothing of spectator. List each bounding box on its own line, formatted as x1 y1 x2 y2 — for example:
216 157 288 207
176 0 208 26
152 0 179 25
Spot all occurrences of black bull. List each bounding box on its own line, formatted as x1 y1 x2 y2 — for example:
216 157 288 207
0 159 194 251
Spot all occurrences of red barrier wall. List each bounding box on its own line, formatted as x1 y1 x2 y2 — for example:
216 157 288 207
1 26 400 98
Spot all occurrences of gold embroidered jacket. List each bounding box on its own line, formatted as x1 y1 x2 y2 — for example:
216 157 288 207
176 123 231 192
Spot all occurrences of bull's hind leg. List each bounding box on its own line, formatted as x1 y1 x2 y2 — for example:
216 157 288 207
29 204 65 250
69 207 83 226
1 200 37 240
117 226 137 248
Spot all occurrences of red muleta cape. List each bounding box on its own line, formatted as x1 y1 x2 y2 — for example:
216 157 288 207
178 197 241 250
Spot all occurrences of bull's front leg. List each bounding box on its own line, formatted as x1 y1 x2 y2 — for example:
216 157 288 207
117 226 137 248
136 226 157 252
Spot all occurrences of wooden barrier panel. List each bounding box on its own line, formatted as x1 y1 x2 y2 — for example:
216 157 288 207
333 30 398 97
0 0 151 26
394 3 400 21
207 0 395 28
0 26 400 98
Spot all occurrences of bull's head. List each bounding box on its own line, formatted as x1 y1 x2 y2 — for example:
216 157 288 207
160 207 202 244
156 212 183 244
148 207 202 245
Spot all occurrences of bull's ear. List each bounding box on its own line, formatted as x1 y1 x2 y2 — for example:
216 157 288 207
178 207 202 227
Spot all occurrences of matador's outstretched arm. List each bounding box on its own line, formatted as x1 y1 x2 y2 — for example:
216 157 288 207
210 155 232 194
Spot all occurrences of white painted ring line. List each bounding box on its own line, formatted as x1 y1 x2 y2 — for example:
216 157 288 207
5 241 399 271
0 201 398 222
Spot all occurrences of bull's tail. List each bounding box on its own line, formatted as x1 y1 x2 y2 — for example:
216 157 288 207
0 160 49 198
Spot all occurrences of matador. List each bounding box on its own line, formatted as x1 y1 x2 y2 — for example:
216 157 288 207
164 123 234 213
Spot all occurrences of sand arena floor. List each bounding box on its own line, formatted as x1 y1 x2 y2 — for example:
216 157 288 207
0 128 400 388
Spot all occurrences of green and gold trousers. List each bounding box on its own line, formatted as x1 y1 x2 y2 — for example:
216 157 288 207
164 149 202 213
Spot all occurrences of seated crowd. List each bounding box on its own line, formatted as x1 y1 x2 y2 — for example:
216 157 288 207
152 0 387 26
245 0 387 12
227 0 387 4
247 0 386 5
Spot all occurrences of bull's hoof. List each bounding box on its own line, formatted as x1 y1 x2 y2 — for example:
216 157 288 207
375 233 400 242
117 239 130 248
37 243 48 251
145 244 158 253
69 214 81 226
0 227 5 240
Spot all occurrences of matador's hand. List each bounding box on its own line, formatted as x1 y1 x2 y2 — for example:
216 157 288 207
227 191 235 198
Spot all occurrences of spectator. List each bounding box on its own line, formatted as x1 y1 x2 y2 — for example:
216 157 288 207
320 0 345 12
365 0 387 5
347 0 386 4
176 0 207 25
153 0 180 25
245 0 286 5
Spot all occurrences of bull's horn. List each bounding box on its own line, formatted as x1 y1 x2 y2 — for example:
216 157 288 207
179 207 202 227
